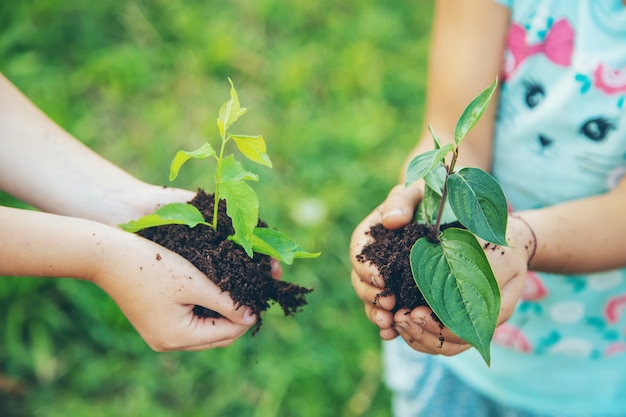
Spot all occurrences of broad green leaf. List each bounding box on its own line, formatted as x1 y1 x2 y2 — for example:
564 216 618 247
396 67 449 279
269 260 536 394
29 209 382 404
169 142 216 181
454 78 498 145
220 155 259 182
410 228 501 365
217 78 248 137
447 167 508 245
118 203 210 232
405 144 454 187
231 228 321 265
220 180 259 257
231 134 272 167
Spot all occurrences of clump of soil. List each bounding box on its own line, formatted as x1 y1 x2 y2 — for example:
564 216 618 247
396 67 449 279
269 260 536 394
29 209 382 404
356 223 430 312
137 189 313 333
357 221 464 318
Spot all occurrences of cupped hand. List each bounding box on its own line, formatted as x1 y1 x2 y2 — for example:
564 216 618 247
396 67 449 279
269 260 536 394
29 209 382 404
349 184 423 340
92 222 259 352
390 215 532 356
350 182 532 357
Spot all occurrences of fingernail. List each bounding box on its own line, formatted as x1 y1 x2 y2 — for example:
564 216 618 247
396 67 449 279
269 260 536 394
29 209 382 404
382 209 404 220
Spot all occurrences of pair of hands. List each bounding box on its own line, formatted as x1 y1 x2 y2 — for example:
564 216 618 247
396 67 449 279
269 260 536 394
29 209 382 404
91 185 282 352
350 184 531 356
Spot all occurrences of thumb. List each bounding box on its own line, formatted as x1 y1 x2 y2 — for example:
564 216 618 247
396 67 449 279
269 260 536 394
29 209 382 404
179 267 258 326
381 184 423 230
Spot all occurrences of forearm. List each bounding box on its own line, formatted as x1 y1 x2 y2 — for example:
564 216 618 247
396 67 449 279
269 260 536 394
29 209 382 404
402 0 510 176
519 183 626 274
0 205 110 280
0 74 195 225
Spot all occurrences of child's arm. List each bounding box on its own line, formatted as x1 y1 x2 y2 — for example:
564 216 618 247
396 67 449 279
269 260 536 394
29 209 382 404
520 183 626 274
0 205 257 351
350 0 516 353
0 73 194 226
0 74 258 350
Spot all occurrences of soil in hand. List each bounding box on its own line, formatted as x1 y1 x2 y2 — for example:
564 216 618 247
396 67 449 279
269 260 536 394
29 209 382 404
137 189 313 333
356 223 430 312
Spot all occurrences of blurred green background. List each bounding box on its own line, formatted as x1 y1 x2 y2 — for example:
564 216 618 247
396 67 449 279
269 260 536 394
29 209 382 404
0 0 433 415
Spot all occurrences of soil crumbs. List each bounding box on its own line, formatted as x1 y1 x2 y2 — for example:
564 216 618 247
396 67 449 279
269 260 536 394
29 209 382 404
356 222 431 312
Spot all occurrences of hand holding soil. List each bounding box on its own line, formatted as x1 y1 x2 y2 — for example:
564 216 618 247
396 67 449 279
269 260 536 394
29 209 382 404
92 222 260 352
350 183 425 341
351 185 536 356
352 80 510 364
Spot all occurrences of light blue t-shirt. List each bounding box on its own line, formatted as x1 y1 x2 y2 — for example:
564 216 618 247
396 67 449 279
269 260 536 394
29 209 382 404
387 1 626 415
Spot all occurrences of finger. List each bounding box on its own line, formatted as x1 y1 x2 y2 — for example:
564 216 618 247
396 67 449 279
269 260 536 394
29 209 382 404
351 258 386 289
365 304 395 330
178 312 252 351
150 312 253 352
270 258 283 280
351 270 395 310
349 209 383 261
380 184 423 230
408 308 469 345
172 261 257 327
395 316 470 356
394 308 461 352
380 327 399 340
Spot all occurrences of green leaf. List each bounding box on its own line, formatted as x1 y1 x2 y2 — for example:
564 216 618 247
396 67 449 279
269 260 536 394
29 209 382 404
169 142 216 181
220 180 259 257
220 154 259 182
217 78 248 137
428 124 442 150
423 163 447 196
447 167 508 245
416 183 457 226
410 228 501 365
231 134 273 167
454 78 498 145
405 144 454 187
231 228 321 265
118 203 210 232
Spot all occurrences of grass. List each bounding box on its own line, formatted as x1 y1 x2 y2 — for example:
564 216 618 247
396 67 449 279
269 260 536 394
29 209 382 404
0 1 433 415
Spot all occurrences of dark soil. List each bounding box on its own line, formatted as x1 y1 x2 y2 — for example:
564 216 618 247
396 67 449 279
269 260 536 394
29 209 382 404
357 221 463 316
356 223 431 313
137 189 313 333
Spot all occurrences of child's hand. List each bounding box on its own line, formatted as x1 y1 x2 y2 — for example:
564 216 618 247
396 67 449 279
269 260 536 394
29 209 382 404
93 226 258 351
389 215 532 356
349 184 423 340
350 182 532 356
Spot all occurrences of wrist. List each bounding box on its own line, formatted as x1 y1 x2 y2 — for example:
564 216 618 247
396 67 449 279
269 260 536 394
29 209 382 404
509 214 537 266
99 183 196 227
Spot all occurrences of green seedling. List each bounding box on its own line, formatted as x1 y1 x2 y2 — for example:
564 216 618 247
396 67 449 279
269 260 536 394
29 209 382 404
406 79 506 365
120 78 320 265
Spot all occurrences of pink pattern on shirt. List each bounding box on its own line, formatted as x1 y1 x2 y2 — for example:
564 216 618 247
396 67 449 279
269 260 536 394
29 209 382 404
504 18 575 80
593 63 626 94
605 294 626 324
521 271 548 301
494 323 533 353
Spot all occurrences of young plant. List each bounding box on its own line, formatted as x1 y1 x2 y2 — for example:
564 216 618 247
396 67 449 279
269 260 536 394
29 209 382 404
405 79 506 365
120 78 320 265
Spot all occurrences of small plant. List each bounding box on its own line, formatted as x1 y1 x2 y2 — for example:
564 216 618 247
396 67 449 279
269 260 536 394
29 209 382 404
405 79 506 365
120 78 320 265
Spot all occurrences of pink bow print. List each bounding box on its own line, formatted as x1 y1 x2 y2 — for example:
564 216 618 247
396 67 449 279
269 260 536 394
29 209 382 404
505 18 575 78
